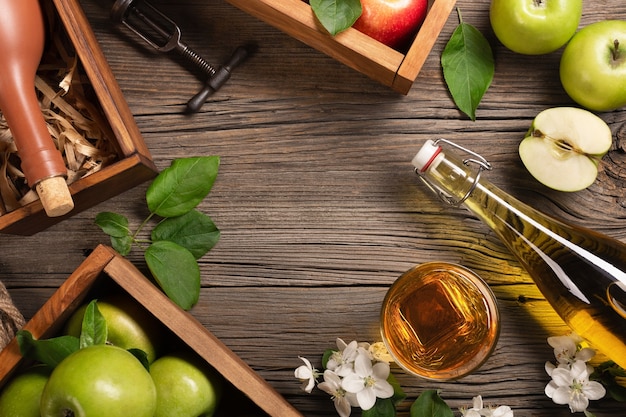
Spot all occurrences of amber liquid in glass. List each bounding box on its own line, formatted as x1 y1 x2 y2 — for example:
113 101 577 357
381 263 499 380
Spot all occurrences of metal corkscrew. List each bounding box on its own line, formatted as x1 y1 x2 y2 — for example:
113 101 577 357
185 45 250 113
111 0 250 112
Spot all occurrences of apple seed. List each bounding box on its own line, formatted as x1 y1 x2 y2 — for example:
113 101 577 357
531 130 583 157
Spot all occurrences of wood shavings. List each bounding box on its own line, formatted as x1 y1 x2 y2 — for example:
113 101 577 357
0 32 118 215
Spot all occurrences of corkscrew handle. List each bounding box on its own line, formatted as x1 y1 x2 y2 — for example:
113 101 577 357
0 0 74 217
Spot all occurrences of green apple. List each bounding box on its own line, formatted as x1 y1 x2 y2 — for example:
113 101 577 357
40 344 157 417
64 294 164 363
560 20 626 112
0 365 50 417
150 351 223 417
518 107 612 192
490 0 582 55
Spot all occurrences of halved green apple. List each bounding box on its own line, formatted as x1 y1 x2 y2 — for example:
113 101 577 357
518 107 612 192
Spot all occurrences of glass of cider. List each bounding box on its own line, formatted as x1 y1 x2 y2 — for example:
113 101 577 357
380 262 500 380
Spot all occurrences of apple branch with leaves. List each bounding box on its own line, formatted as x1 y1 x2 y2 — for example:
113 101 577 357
95 156 221 311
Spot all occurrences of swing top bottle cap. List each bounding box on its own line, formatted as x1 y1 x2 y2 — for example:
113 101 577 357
412 140 443 172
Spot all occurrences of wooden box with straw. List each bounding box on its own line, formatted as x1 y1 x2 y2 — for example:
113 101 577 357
0 0 157 235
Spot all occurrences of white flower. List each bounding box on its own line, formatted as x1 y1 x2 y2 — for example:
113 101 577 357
545 360 594 379
545 360 606 413
545 360 558 377
326 339 360 377
294 356 319 393
341 352 394 410
460 408 482 417
317 370 358 417
548 333 595 366
485 405 514 417
460 396 514 417
369 342 394 364
460 395 483 417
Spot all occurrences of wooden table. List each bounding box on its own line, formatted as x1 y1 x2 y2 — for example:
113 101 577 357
3 0 626 415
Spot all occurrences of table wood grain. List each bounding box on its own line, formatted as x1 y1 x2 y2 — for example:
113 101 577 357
2 0 626 415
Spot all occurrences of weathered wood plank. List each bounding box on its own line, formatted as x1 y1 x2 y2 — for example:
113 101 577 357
0 0 625 415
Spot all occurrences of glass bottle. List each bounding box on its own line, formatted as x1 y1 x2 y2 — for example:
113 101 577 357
412 139 626 370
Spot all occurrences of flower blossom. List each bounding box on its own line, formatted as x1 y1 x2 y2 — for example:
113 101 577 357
547 333 596 367
341 351 394 410
317 370 358 417
459 396 514 417
294 356 319 393
484 405 514 417
326 339 362 377
545 360 606 413
368 341 394 363
459 395 484 417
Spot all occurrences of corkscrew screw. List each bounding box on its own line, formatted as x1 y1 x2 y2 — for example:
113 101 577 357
414 139 492 207
111 0 250 112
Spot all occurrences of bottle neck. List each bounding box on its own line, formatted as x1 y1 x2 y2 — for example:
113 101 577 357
413 139 496 209
413 140 626 299
413 140 557 241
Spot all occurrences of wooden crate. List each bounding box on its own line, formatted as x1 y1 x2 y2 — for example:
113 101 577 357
226 0 457 94
0 0 157 235
0 245 303 417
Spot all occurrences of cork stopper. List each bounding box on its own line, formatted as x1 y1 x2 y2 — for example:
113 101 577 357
412 140 442 172
35 176 74 217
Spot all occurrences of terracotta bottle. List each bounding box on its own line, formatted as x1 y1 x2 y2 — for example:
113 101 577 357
0 0 73 217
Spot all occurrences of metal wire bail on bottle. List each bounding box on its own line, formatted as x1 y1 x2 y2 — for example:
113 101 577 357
416 138 492 207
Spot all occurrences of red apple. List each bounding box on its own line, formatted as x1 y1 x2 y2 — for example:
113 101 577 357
352 0 429 50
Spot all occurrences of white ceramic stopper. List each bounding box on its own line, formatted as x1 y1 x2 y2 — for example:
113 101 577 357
412 140 441 172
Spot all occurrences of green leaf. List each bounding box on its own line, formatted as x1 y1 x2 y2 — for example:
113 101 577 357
441 17 494 121
109 234 134 256
310 0 362 36
607 383 626 402
146 156 220 218
17 330 80 368
608 365 626 378
95 212 130 237
388 373 407 405
322 348 335 369
128 348 150 371
95 212 133 255
151 210 220 259
410 390 453 417
145 240 200 310
79 300 107 349
591 360 626 402
362 397 396 417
